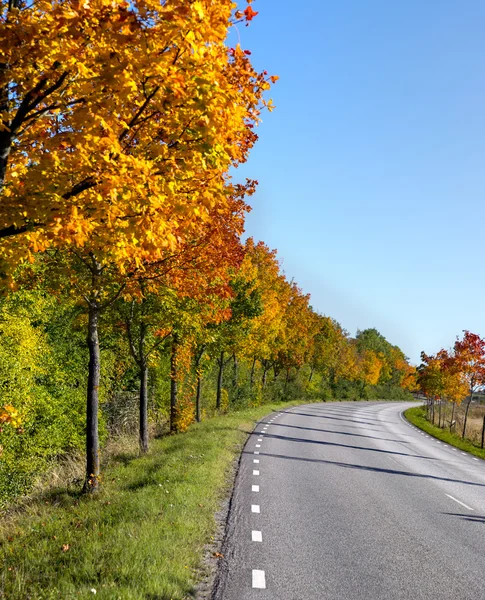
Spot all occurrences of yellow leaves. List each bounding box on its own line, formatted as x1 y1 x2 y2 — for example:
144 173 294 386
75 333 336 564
0 405 22 428
0 0 269 277
192 1 205 20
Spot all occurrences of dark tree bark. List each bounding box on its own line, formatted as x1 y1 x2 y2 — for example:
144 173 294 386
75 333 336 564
84 298 101 493
193 345 205 423
450 401 456 431
138 322 149 453
195 375 202 423
139 360 149 453
261 359 269 387
250 357 257 388
285 368 290 390
308 365 314 382
216 351 224 410
462 393 474 439
170 334 179 433
232 353 238 389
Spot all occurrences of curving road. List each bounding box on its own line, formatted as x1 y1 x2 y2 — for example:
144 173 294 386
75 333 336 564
213 401 485 600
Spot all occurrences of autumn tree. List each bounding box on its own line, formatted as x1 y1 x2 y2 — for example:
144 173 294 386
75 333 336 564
1 0 274 491
452 331 485 438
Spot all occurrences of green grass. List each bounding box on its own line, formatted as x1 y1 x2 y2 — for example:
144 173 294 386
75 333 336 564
0 401 311 600
404 405 485 460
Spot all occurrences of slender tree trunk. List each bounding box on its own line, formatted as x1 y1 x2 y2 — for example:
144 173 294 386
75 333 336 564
139 361 149 453
262 360 269 388
216 351 224 410
285 368 290 390
438 399 442 429
481 415 485 449
170 335 179 433
196 375 202 423
138 321 149 453
308 365 315 382
250 357 257 388
450 401 456 431
462 393 473 439
84 301 101 493
232 353 238 389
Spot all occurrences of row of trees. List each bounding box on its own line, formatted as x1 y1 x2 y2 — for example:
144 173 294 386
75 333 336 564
0 0 416 503
418 331 485 438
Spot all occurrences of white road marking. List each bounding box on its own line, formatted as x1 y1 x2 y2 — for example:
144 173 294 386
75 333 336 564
252 570 266 589
252 530 262 542
258 438 262 441
252 485 259 492
254 459 259 463
462 452 467 456
256 444 261 448
473 457 479 461
251 504 260 513
254 451 260 455
445 494 473 511
437 441 441 444
253 470 260 475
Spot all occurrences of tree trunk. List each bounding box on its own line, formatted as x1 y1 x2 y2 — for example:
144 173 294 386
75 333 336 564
196 374 202 423
139 361 149 453
138 321 149 453
308 365 315 382
450 401 456 431
438 399 442 429
232 353 238 389
170 335 179 433
462 393 473 439
285 368 290 390
0 130 11 193
84 301 101 493
250 357 257 388
216 351 224 410
262 361 269 388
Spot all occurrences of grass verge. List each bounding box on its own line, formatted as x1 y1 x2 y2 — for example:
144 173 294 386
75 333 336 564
0 401 310 600
404 405 485 460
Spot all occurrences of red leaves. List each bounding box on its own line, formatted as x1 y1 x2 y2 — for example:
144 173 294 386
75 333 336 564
244 6 258 23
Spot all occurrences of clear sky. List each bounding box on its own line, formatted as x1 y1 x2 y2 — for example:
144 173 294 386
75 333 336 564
229 0 485 364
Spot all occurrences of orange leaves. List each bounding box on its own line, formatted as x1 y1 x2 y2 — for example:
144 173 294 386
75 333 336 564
244 6 259 23
0 405 21 429
0 0 272 276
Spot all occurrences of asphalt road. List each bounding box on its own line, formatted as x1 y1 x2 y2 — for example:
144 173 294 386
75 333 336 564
212 401 485 600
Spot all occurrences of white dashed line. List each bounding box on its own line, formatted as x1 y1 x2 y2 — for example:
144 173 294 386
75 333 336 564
462 452 467 456
252 530 262 542
473 457 479 461
252 570 266 589
254 451 260 455
252 485 259 492
253 470 260 476
256 444 261 448
253 459 259 464
258 438 262 441
251 504 260 513
445 494 473 511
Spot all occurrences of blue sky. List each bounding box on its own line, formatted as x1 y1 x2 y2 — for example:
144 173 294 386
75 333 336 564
229 0 485 364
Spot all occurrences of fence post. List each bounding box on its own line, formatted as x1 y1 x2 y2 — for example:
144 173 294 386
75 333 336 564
481 415 485 450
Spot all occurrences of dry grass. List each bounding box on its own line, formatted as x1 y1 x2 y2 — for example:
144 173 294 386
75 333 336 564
429 400 485 445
